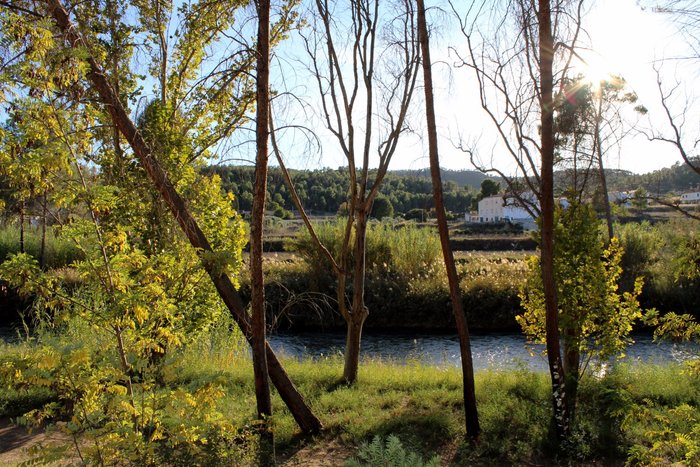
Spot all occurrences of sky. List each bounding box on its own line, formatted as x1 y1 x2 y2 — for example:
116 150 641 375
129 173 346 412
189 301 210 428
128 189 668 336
258 0 698 176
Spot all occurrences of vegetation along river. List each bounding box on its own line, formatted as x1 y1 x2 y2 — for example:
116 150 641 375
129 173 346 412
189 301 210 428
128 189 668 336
269 331 699 372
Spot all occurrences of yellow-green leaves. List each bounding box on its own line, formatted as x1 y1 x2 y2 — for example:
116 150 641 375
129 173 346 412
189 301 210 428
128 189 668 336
518 200 644 369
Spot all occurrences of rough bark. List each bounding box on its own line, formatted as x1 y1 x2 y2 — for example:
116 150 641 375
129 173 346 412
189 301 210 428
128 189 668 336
251 0 274 462
45 0 322 434
344 210 369 384
416 0 480 440
538 0 569 440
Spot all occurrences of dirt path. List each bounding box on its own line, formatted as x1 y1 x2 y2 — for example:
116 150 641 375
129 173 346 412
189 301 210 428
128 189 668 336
0 418 75 465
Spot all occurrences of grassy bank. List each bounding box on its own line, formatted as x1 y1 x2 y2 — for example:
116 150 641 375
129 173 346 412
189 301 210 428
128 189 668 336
2 324 698 465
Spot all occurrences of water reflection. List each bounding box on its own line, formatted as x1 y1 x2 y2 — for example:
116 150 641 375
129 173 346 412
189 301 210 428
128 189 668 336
269 331 699 371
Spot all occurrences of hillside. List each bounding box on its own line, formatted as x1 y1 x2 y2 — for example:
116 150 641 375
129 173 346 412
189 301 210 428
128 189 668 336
205 161 699 217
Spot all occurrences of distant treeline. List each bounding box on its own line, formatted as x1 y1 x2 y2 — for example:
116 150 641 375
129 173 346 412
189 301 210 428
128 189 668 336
204 161 700 218
205 166 489 216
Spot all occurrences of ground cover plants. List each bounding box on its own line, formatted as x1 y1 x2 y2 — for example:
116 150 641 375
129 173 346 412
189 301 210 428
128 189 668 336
2 314 699 465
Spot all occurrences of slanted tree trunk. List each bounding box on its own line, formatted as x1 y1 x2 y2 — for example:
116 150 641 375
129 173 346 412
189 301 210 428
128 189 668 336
45 0 322 434
538 0 569 441
416 0 479 440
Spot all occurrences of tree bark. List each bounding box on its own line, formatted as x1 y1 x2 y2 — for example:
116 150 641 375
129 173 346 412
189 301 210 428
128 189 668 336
343 209 369 384
45 0 322 435
40 189 47 269
538 0 569 441
19 198 25 255
417 0 480 440
252 0 274 462
593 89 614 241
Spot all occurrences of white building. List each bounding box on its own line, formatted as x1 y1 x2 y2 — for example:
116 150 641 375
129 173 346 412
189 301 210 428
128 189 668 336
477 194 537 229
477 196 504 222
680 192 700 204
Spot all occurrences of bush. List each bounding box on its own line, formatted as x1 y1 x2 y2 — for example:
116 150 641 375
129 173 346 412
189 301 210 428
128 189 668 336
618 220 700 316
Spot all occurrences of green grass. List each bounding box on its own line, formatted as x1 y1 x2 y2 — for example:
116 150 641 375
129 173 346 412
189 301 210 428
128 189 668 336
0 223 83 268
2 327 699 465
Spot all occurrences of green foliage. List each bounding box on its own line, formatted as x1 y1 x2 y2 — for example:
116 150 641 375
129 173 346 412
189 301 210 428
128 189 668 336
210 165 477 215
617 220 700 315
371 195 395 219
345 435 440 467
519 201 643 379
479 179 500 198
0 223 83 269
621 309 700 465
0 318 256 465
289 219 442 282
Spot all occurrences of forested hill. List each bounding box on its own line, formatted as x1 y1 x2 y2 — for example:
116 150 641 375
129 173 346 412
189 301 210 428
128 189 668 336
205 166 494 216
205 162 699 217
390 168 495 188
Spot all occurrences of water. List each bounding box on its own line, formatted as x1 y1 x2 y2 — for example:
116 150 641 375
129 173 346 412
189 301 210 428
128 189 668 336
3 325 697 371
268 330 699 371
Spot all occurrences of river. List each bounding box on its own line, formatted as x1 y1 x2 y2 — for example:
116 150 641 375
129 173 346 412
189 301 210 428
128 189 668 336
2 325 697 371
269 330 699 371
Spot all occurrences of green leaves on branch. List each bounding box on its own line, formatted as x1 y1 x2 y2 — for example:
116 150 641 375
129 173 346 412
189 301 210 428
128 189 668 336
518 200 644 368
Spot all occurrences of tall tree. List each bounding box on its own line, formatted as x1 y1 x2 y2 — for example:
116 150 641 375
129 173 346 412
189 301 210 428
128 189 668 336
25 0 322 433
416 0 479 440
556 75 644 240
452 0 587 440
251 0 274 461
289 0 420 383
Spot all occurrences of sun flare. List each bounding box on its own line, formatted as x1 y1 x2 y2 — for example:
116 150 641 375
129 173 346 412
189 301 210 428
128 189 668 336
576 0 669 91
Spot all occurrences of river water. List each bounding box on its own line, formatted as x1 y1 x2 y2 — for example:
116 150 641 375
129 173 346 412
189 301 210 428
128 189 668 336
269 331 699 372
2 325 696 371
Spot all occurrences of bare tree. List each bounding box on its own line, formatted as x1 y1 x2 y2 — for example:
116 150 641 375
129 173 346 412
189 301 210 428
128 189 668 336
638 2 700 217
297 0 420 384
416 0 479 440
452 0 587 440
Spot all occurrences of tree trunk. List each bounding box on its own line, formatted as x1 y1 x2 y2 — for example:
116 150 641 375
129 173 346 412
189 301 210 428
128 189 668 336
40 189 47 269
45 0 322 434
538 0 570 441
563 331 580 420
250 0 275 465
343 209 369 384
594 90 614 241
19 198 25 254
252 0 274 462
417 0 479 440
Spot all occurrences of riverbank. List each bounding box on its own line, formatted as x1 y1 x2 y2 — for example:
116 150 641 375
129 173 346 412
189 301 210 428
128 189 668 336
1 349 698 465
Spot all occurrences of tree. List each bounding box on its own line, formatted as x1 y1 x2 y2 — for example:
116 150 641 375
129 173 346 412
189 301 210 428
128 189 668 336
250 0 274 461
555 74 644 240
452 0 586 440
272 0 420 383
370 195 394 219
519 199 643 417
635 1 700 219
416 0 480 439
22 0 323 433
479 179 500 198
